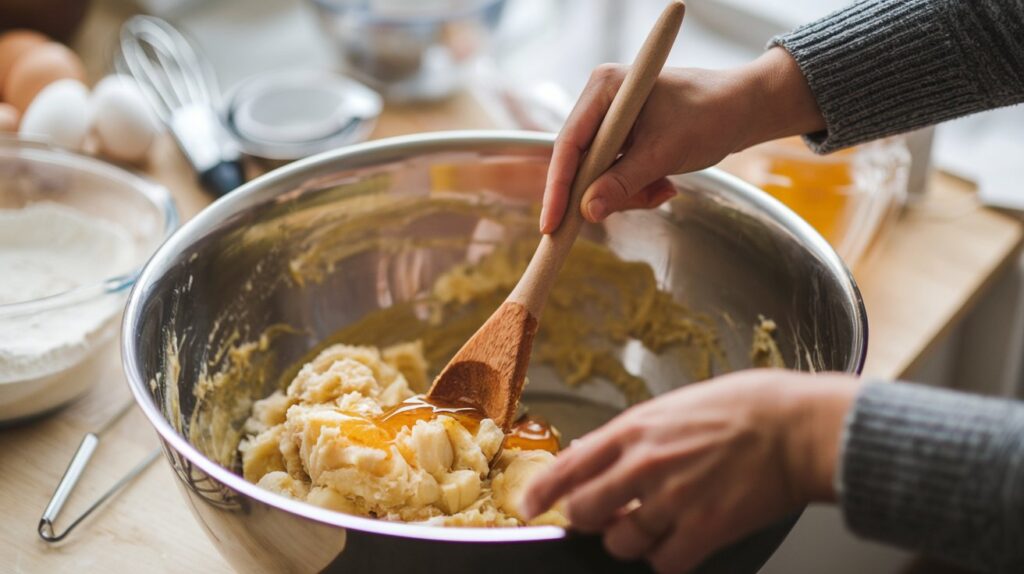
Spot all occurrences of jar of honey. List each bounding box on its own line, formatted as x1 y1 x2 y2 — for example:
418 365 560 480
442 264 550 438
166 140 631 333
722 136 910 267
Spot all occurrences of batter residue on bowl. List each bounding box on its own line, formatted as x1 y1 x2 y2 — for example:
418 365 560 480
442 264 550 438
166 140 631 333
182 193 788 527
239 342 567 527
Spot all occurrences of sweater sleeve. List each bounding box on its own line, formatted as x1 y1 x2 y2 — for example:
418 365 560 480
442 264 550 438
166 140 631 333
771 0 1024 153
839 381 1024 573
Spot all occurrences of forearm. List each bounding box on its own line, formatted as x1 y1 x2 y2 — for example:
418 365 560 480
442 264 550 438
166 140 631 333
730 48 827 151
839 381 1024 573
772 0 1024 153
779 374 860 504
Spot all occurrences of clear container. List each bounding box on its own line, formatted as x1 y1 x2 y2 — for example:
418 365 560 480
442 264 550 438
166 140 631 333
308 0 506 102
722 136 910 267
0 139 177 423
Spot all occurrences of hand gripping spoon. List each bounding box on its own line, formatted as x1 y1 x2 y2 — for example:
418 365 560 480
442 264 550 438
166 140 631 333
428 1 686 430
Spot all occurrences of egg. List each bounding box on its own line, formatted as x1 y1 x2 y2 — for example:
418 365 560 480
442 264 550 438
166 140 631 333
91 74 161 164
4 42 85 112
19 78 90 150
0 103 19 131
0 30 48 98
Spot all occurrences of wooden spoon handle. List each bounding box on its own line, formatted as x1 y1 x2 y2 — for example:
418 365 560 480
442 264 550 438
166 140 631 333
507 1 686 316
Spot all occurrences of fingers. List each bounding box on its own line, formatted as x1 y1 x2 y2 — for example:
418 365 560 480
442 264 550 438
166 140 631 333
647 514 719 574
541 64 626 234
625 178 677 212
603 465 702 561
553 411 676 530
540 63 678 231
520 429 624 520
563 452 646 531
581 154 668 223
540 138 583 234
603 498 675 560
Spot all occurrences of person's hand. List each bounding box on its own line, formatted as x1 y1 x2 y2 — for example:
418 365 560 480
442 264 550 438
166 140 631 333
521 370 860 574
540 47 825 234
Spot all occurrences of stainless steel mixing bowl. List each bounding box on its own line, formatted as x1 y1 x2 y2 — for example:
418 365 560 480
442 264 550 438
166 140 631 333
122 131 866 573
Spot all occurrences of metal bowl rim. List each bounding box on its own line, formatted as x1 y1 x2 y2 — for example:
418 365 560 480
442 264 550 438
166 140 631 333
121 129 867 541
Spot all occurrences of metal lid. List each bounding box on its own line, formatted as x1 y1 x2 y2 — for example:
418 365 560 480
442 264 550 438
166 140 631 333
223 70 383 161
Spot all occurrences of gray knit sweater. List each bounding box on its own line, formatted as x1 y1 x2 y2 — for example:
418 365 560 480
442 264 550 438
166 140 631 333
772 1 1024 572
774 0 1024 153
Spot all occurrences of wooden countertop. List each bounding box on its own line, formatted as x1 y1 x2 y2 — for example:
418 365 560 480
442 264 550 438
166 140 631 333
855 173 1024 378
4 4 1023 574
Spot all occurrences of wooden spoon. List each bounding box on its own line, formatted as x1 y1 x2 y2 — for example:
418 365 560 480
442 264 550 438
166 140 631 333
428 1 686 430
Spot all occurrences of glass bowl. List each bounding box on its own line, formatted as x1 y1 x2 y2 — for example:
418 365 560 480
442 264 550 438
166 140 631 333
0 139 177 424
308 0 506 102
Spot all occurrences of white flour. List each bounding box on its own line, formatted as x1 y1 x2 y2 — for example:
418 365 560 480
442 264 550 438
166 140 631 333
0 203 137 383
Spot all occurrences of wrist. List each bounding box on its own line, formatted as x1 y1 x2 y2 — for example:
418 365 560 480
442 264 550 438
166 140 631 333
733 47 825 151
780 373 861 504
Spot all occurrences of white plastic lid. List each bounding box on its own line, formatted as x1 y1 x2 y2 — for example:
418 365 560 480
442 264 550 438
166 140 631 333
224 70 383 160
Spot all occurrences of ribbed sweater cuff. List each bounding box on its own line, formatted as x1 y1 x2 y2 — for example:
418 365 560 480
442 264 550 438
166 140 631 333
839 381 1024 572
770 0 998 153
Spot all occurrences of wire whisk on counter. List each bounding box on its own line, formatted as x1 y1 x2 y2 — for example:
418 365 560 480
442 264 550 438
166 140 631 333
117 15 244 196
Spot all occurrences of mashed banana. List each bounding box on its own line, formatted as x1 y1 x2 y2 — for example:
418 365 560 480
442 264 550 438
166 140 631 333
239 342 566 527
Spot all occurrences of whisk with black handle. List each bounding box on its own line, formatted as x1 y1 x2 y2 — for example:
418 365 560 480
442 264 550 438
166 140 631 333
117 15 244 196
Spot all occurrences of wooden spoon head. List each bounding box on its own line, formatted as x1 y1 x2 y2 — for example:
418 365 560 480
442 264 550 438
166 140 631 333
427 301 538 430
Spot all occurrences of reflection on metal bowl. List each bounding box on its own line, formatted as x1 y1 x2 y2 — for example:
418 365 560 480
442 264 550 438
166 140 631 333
122 131 866 573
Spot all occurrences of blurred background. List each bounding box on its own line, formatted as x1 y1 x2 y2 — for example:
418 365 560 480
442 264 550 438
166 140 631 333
5 0 1021 572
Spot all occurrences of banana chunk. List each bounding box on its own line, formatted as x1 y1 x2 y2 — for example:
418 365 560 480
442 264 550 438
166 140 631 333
240 342 566 525
492 449 562 523
438 469 482 514
406 420 454 477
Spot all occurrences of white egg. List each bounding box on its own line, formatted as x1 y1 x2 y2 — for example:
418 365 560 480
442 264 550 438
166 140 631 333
18 78 90 151
91 74 161 164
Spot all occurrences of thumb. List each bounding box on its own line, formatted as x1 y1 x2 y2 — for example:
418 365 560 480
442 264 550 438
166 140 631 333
580 154 659 223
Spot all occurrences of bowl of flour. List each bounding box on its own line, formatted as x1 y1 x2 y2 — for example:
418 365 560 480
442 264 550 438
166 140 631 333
0 140 176 423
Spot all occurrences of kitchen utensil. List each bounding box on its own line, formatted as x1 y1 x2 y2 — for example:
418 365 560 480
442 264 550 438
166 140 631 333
117 15 244 196
122 130 866 574
0 137 176 423
428 1 685 429
38 400 160 542
308 0 505 102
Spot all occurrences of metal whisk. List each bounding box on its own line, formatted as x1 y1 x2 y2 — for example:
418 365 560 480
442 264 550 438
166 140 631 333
117 15 244 196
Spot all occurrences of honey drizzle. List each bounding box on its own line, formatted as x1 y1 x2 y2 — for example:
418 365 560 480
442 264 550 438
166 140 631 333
336 396 560 455
505 415 560 454
379 395 483 436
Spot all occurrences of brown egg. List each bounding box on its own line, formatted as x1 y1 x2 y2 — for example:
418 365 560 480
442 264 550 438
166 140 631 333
0 29 48 97
4 42 85 112
0 102 19 131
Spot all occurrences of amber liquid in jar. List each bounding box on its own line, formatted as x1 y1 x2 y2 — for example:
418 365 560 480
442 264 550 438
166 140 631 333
724 137 860 246
760 154 855 242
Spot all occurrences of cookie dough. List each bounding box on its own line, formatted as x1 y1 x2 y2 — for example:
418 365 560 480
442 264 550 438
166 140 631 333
239 342 566 527
281 239 735 408
751 317 785 368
